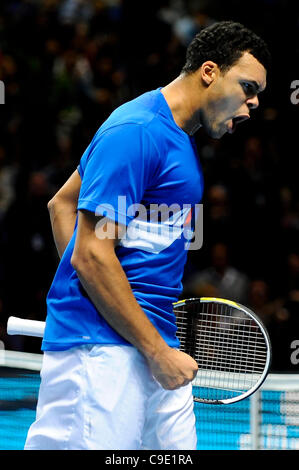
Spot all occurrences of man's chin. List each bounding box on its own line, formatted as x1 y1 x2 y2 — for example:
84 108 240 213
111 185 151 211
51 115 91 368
206 127 226 139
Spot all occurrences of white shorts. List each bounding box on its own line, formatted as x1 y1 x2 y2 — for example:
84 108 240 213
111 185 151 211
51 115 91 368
25 344 197 450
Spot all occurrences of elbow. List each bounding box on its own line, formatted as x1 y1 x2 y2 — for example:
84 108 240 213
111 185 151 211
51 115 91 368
47 196 57 213
70 251 81 272
71 243 115 276
70 247 98 276
70 248 88 275
47 194 67 216
71 251 91 282
48 194 77 215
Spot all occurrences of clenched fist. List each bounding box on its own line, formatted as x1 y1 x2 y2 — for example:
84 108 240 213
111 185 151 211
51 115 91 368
147 346 198 390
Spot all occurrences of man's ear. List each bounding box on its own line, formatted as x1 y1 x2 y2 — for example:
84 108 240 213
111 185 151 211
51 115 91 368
200 61 219 86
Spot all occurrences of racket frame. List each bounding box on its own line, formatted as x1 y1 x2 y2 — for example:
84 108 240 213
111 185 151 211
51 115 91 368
7 297 272 405
173 297 272 405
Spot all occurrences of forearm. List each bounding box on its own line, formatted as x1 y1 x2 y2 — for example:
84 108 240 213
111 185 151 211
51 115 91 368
71 249 168 360
48 201 77 258
71 210 198 390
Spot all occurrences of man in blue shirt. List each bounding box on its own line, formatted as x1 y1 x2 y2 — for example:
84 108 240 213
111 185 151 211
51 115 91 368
25 21 270 450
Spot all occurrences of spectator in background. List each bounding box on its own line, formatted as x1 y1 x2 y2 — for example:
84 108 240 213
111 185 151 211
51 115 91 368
58 0 94 26
247 278 282 325
267 291 299 371
184 242 249 304
205 183 233 247
279 186 299 260
158 1 216 47
208 184 230 223
0 146 17 222
284 251 299 295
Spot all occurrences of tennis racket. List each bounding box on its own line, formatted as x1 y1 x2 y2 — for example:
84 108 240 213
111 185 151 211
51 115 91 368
7 296 271 405
173 297 271 405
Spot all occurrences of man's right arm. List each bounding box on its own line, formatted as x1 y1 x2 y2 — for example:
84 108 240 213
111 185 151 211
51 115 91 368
71 209 198 390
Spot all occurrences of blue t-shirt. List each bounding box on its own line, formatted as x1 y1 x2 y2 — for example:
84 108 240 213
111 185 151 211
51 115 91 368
42 88 204 351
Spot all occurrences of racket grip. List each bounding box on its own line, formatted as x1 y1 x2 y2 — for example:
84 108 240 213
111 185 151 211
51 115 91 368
7 316 45 338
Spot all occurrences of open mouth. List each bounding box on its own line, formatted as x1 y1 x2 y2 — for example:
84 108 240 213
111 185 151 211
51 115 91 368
228 115 249 134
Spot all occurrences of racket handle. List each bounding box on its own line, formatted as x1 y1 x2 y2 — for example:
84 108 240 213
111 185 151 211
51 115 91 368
7 316 45 338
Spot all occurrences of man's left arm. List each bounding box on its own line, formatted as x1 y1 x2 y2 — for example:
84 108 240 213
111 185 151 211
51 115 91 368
47 169 81 258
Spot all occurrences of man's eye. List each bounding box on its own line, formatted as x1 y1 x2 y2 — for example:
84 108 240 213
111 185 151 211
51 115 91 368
242 83 253 95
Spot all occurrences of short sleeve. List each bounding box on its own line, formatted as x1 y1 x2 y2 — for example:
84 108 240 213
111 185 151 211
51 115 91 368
77 123 159 226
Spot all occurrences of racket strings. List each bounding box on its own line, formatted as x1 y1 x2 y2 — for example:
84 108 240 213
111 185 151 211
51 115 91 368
175 301 269 403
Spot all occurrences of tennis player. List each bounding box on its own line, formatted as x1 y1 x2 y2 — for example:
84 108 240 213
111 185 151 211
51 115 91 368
25 21 270 450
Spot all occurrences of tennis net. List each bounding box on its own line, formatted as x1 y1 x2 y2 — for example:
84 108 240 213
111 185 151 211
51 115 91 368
0 350 299 450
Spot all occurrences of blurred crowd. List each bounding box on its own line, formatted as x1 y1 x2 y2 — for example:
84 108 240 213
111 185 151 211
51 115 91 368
0 0 299 372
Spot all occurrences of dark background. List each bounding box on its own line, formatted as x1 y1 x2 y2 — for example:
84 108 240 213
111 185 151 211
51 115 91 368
0 0 298 371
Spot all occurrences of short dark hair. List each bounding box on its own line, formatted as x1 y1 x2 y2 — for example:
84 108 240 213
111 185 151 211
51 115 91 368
181 21 271 75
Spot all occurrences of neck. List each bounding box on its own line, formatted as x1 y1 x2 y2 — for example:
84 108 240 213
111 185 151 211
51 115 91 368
161 73 203 135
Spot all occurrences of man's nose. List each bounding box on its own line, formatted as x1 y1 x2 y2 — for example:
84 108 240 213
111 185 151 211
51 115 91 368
247 95 259 110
